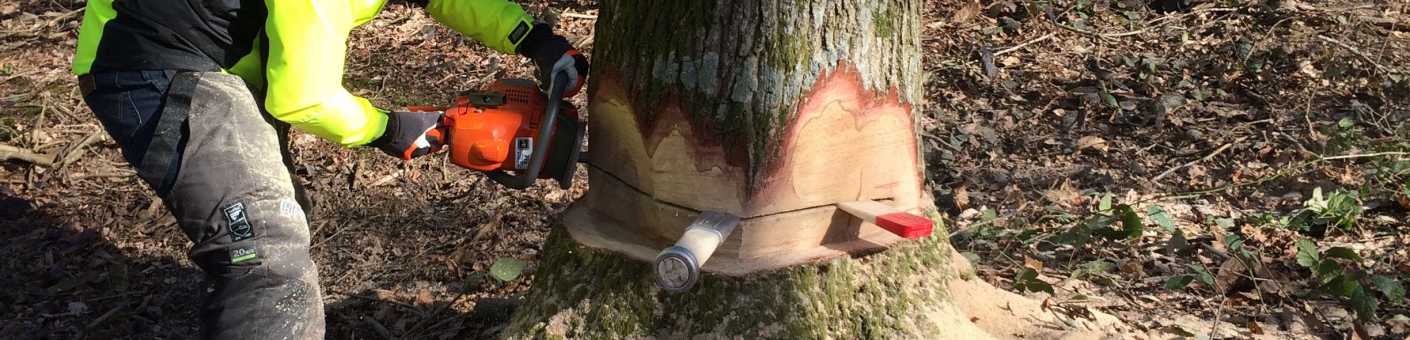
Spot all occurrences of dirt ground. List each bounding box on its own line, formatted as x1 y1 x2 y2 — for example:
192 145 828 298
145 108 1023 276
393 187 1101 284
1 0 1407 339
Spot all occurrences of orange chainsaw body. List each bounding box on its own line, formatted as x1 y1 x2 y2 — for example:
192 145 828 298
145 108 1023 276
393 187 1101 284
436 78 583 187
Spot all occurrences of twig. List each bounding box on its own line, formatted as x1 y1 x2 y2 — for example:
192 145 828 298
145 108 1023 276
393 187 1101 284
54 131 103 170
78 304 124 338
561 12 597 20
1161 150 1408 199
344 292 429 318
919 132 962 151
45 8 85 27
1294 3 1410 32
1152 137 1246 182
1208 289 1229 339
365 318 397 340
1315 35 1393 74
1358 15 1410 32
1048 6 1237 40
29 105 47 148
0 144 55 166
994 32 1055 56
85 305 124 329
575 23 596 49
368 169 404 187
1319 151 1408 161
0 68 43 84
1050 21 1107 39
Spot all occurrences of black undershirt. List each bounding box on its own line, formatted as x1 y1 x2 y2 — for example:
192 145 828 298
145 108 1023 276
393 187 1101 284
92 0 266 72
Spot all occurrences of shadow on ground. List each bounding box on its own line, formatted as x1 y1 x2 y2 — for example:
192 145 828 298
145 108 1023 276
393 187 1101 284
0 187 203 339
0 185 518 339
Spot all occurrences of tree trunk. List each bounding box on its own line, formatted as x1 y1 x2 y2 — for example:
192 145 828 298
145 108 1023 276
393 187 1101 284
504 1 1127 338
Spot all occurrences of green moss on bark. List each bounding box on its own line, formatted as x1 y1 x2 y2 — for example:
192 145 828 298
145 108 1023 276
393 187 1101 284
504 217 955 339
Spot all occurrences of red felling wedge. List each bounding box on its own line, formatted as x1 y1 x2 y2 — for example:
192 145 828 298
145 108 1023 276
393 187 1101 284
836 200 934 239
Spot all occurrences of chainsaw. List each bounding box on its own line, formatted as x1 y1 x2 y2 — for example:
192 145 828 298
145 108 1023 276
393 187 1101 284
415 71 586 189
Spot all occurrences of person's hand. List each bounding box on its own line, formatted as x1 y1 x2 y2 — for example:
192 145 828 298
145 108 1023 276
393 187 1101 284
371 111 446 160
518 23 589 96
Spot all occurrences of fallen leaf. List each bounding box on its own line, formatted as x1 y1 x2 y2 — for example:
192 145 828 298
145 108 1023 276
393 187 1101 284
1159 325 1197 337
954 186 971 210
1164 275 1195 290
1024 255 1045 271
1386 314 1409 333
490 257 527 282
67 301 88 315
950 1 982 25
1076 135 1109 152
1118 259 1145 277
373 289 397 301
1215 258 1251 295
1147 205 1175 232
1044 181 1084 208
474 215 502 241
415 289 434 305
1187 164 1207 179
1000 55 1021 67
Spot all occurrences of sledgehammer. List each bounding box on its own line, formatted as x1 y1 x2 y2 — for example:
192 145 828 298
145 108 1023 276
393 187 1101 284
654 211 740 293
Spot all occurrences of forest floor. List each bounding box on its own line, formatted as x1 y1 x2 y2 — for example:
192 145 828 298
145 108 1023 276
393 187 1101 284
1 0 1407 339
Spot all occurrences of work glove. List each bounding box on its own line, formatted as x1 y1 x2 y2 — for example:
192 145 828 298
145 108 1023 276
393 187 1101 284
518 23 589 97
371 111 446 160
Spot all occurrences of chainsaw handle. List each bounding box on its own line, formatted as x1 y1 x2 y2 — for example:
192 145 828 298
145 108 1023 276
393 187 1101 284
487 69 572 190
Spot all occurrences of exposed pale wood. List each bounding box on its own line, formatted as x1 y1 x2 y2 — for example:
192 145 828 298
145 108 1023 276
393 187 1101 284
837 200 934 238
576 64 925 271
585 77 746 214
566 166 916 275
588 67 924 218
750 66 924 216
836 200 894 223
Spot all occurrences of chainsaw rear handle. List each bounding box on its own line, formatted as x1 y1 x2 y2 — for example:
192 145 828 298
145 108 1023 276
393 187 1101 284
487 69 572 189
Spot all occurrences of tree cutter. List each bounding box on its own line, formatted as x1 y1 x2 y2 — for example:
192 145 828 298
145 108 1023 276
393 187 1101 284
417 71 586 189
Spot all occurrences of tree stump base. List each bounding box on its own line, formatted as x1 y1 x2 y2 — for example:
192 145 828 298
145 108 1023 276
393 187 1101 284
504 1 1135 338
504 219 964 339
504 220 1129 339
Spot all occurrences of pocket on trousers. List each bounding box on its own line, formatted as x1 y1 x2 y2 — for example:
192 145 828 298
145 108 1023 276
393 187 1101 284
85 89 141 145
83 71 169 166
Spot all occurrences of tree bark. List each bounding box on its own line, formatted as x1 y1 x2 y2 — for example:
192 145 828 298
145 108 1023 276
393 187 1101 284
573 0 930 274
504 1 1128 338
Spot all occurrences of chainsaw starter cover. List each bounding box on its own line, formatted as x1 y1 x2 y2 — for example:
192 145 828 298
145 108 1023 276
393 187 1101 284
443 79 581 179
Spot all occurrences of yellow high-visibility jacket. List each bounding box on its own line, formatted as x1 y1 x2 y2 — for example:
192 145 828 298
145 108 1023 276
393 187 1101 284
73 0 534 146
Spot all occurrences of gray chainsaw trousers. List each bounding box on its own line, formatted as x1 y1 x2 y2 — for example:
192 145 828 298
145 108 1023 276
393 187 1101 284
82 71 324 339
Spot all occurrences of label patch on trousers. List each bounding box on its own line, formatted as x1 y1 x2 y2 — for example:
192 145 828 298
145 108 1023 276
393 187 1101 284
279 199 306 220
230 246 258 264
224 202 254 242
